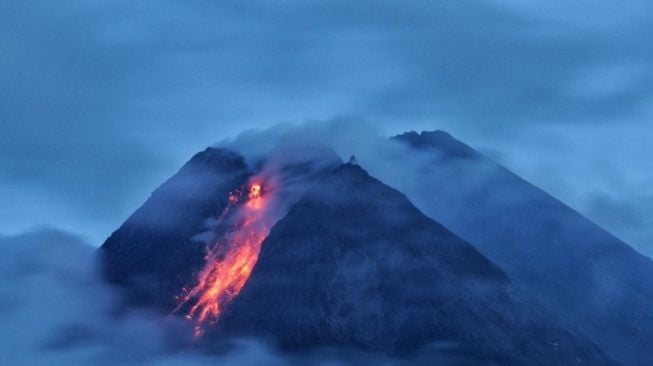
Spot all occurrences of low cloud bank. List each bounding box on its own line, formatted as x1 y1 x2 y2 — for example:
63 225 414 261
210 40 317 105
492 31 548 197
0 228 457 365
0 229 288 365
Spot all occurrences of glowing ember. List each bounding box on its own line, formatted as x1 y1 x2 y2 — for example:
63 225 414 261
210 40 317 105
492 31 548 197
173 180 272 337
249 183 261 200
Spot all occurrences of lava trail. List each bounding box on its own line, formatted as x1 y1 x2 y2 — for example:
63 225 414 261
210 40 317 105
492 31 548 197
173 178 275 337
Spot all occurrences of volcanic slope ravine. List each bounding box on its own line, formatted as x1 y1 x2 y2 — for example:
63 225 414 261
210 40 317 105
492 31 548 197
172 179 274 337
170 150 345 337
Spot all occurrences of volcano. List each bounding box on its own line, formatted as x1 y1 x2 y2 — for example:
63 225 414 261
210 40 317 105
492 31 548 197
100 137 628 365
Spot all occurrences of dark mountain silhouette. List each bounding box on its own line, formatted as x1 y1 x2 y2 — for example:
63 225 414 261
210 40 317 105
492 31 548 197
99 146 617 366
395 130 653 366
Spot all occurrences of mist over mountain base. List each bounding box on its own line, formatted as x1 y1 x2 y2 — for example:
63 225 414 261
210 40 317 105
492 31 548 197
4 124 652 366
0 229 480 366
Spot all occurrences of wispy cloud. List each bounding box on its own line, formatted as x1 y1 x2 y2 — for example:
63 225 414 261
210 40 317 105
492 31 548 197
1 1 651 252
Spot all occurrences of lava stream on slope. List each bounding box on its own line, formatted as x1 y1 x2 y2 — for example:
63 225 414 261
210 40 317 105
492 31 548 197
173 179 274 337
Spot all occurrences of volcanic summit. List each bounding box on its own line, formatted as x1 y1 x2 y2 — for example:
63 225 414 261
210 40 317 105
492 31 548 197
99 131 653 365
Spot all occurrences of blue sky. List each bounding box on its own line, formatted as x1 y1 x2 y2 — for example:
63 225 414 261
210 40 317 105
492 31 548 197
1 0 652 254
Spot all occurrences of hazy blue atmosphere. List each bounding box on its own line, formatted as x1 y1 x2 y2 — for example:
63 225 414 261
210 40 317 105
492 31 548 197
1 0 652 256
3 2 653 366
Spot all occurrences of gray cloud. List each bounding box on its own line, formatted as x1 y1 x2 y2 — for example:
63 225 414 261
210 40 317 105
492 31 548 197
1 0 651 251
0 228 460 365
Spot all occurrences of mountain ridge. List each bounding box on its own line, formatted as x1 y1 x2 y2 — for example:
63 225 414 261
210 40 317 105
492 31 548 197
394 130 653 366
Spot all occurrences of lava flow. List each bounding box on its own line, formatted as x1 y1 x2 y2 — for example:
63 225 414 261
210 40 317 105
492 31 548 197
173 180 273 337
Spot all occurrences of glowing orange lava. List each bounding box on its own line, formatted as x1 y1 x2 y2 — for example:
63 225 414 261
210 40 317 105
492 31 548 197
173 181 272 337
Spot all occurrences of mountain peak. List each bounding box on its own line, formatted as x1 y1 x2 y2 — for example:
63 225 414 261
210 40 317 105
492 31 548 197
187 147 247 173
394 130 479 159
100 142 618 366
333 160 371 177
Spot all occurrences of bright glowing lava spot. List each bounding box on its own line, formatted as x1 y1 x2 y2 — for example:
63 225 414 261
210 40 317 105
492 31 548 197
173 181 272 338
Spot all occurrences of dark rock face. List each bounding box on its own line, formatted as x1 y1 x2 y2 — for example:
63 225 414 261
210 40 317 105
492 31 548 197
99 142 619 365
218 163 613 366
395 130 653 366
99 145 343 312
100 147 249 310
